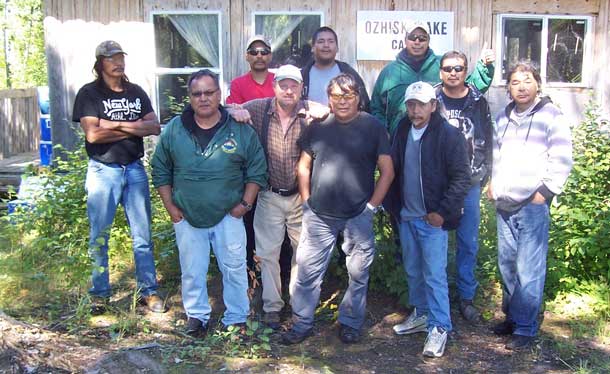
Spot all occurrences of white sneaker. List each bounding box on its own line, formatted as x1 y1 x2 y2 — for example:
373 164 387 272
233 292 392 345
393 308 428 335
423 326 448 358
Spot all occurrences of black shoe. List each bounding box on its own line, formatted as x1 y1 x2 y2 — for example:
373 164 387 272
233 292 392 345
459 300 481 323
186 317 208 337
281 328 313 345
339 324 361 344
264 311 281 330
505 334 535 350
493 320 515 335
90 296 110 315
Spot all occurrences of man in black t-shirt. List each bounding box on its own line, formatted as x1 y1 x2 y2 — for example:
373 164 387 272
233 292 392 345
434 51 493 324
281 74 394 345
72 40 165 314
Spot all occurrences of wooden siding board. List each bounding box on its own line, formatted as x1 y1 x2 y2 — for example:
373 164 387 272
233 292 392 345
492 0 600 15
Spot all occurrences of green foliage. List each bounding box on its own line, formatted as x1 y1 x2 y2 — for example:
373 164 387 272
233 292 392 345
548 100 610 289
0 0 47 88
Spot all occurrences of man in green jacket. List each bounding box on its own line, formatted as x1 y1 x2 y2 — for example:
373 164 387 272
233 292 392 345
371 20 495 135
151 69 267 337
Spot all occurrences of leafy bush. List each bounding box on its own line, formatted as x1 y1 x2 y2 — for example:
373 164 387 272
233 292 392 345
548 100 610 288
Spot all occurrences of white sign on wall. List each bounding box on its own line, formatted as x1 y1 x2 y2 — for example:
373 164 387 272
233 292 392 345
357 11 454 61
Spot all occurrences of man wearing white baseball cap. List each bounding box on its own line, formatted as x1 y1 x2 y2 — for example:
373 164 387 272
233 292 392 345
383 81 471 357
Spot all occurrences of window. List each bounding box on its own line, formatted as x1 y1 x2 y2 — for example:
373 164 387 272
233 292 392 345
152 12 222 123
252 12 323 68
497 14 592 86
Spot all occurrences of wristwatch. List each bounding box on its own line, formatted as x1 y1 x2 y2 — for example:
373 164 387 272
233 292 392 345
240 199 253 211
366 202 380 213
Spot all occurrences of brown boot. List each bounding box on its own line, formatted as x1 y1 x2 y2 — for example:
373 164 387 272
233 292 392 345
142 294 167 313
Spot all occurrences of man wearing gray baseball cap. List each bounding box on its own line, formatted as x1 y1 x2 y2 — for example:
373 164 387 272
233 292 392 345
72 40 165 315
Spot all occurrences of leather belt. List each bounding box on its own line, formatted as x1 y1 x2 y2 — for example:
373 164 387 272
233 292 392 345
269 186 298 196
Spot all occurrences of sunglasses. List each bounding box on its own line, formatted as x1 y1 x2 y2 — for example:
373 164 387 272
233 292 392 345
190 88 219 98
247 48 271 56
407 34 428 42
329 92 358 101
441 65 466 73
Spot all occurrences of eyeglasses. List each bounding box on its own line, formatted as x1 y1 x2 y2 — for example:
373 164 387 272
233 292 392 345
441 65 466 73
103 55 125 64
247 48 271 56
190 88 219 98
329 92 358 101
407 34 428 42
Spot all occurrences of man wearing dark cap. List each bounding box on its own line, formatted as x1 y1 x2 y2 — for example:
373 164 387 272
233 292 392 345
371 20 495 135
72 40 165 313
227 35 275 104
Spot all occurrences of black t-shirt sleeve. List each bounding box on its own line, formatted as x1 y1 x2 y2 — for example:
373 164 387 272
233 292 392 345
373 118 391 158
297 122 314 156
72 86 99 122
134 85 154 117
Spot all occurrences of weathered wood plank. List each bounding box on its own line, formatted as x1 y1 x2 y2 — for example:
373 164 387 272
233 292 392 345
492 0 600 15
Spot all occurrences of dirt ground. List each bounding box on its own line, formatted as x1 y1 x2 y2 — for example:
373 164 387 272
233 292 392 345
1 272 608 374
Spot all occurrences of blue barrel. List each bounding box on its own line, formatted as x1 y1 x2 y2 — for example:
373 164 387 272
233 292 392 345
40 141 52 166
40 114 51 141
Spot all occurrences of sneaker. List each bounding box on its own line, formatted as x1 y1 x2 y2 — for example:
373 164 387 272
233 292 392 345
225 322 248 335
185 317 208 337
281 327 313 345
493 320 515 336
505 334 535 350
264 311 281 330
459 300 480 323
339 324 361 344
423 326 448 358
393 308 428 335
141 294 167 313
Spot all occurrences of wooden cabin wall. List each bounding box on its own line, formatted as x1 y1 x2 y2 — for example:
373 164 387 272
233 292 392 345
44 0 610 149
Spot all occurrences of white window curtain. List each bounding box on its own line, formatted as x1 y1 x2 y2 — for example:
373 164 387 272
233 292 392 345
259 15 305 51
168 14 219 68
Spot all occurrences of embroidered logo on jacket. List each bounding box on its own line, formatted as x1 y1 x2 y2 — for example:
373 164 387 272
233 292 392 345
221 139 237 154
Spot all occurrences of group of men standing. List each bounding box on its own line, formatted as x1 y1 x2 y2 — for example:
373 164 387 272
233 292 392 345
72 19 572 359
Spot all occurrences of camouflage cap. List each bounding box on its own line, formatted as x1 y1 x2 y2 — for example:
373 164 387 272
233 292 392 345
95 40 127 58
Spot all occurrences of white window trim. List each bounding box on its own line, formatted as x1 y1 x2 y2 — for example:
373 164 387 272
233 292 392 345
250 11 325 49
495 13 593 88
150 10 224 118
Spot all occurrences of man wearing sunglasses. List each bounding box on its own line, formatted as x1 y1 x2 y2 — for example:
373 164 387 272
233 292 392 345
227 35 274 104
151 69 267 337
282 73 394 345
371 20 495 135
435 50 493 324
301 26 370 112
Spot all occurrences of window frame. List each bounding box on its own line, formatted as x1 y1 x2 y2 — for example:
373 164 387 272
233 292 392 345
495 13 593 88
251 11 325 67
150 10 224 122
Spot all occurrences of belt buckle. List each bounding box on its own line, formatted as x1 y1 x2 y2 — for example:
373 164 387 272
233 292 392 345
278 188 289 195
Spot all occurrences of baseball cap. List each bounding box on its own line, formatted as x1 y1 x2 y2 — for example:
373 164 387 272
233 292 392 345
404 81 436 103
274 64 303 83
95 40 127 58
247 35 271 50
405 20 429 36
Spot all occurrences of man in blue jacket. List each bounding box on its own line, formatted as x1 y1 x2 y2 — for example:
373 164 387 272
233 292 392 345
384 81 470 358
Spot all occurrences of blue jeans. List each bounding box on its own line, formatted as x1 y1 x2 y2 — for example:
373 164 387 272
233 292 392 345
85 158 158 297
497 201 550 337
173 214 249 326
455 185 481 301
291 204 376 333
399 218 452 332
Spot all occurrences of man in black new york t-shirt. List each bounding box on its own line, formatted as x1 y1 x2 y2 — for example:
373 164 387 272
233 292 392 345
72 40 165 314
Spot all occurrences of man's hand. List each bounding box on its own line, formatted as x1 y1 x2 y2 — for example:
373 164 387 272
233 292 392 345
425 212 444 227
486 183 494 201
480 48 495 65
229 203 249 219
167 204 184 223
226 105 253 125
531 191 546 205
